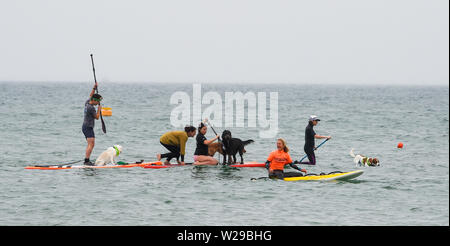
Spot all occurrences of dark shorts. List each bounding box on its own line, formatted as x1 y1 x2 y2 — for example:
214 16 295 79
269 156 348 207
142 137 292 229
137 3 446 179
82 125 95 139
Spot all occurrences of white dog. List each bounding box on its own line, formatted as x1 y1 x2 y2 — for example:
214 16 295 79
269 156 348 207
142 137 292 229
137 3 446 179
95 145 123 166
350 148 379 167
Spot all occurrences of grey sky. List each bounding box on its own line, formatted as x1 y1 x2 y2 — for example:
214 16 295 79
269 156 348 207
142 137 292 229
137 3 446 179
0 0 448 85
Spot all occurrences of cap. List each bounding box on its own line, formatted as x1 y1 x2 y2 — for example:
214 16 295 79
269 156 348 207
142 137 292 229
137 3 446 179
309 115 320 121
91 93 102 102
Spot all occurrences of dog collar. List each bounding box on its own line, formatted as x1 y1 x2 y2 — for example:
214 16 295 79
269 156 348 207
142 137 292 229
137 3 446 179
113 146 120 156
362 157 368 164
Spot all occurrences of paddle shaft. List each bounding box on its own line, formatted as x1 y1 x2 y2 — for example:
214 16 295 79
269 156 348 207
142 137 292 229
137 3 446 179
90 54 106 134
205 119 221 141
203 119 223 164
298 138 329 163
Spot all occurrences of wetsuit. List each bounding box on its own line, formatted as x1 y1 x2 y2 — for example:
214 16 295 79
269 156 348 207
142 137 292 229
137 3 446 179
299 121 316 165
194 133 208 156
160 131 188 162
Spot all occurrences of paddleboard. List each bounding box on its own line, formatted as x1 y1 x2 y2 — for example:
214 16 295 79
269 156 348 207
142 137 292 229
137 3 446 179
25 161 163 170
283 170 364 181
143 163 189 169
143 162 266 168
229 163 266 168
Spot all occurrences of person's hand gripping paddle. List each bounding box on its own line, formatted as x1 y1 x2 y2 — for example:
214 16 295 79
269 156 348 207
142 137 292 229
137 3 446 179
204 117 221 141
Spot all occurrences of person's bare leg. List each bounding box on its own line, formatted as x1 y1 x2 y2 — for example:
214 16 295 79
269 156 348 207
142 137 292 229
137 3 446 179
194 156 218 165
85 137 95 160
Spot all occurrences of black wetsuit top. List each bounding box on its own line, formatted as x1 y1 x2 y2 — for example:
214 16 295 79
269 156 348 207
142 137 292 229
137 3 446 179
194 133 209 156
304 121 316 151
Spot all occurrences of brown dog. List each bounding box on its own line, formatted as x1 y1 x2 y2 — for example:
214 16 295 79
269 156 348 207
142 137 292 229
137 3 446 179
208 142 225 156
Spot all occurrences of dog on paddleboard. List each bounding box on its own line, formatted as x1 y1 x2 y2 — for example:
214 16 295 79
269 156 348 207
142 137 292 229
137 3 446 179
350 148 379 167
221 130 254 164
95 145 123 166
208 142 249 157
208 142 225 157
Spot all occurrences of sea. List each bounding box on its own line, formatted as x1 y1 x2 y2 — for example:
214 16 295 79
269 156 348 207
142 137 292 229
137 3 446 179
0 82 448 226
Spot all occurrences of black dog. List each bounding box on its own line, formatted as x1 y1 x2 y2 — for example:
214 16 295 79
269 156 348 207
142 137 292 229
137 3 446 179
221 130 254 164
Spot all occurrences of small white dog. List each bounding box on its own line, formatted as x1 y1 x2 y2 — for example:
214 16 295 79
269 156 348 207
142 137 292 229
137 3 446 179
95 145 123 166
350 148 379 167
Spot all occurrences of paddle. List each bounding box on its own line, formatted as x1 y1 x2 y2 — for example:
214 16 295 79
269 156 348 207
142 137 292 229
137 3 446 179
90 54 106 134
204 117 225 164
204 117 221 141
294 138 329 164
31 159 84 167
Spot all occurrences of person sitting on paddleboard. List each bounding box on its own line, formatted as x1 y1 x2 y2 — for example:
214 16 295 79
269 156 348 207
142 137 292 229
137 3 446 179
82 82 102 166
193 122 220 165
157 126 197 165
266 138 306 179
297 115 331 165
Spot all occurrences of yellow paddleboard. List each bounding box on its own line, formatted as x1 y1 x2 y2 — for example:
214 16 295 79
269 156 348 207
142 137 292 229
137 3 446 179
284 170 364 181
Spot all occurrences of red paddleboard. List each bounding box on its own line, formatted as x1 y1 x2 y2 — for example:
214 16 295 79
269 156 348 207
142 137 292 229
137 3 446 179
143 162 266 169
229 162 266 168
143 163 190 169
25 161 163 170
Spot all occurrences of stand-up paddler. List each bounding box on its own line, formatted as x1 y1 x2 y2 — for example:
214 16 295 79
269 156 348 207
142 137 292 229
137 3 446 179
298 115 331 165
82 82 102 166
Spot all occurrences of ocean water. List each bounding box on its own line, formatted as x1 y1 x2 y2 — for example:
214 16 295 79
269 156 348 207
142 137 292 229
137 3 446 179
0 82 448 226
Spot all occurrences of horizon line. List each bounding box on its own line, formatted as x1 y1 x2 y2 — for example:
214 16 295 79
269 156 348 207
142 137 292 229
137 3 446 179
0 80 448 87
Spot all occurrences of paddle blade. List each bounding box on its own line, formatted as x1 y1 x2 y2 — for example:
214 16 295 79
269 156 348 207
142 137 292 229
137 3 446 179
100 113 106 134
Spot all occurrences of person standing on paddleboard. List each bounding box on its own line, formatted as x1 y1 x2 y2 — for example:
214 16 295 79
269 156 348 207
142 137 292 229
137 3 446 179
82 82 102 166
298 115 331 165
193 122 220 165
157 126 197 165
266 138 306 179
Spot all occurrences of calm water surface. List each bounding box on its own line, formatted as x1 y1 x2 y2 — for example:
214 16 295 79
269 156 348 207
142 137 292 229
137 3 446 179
0 82 448 225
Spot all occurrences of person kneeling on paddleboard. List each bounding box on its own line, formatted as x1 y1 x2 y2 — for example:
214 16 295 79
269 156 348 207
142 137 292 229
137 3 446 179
82 82 102 166
297 115 331 165
193 122 220 165
157 126 197 165
266 138 306 179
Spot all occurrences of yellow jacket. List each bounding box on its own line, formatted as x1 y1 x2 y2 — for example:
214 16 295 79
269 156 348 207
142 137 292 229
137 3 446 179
160 131 189 155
